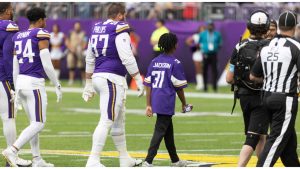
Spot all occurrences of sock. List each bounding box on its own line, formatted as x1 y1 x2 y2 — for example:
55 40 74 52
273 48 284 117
88 120 112 162
2 118 17 146
14 122 44 150
111 134 130 159
55 69 60 79
30 133 41 159
196 74 204 89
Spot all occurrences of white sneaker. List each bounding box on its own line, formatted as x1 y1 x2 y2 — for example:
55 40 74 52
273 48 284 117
120 158 143 167
32 158 54 167
142 161 153 167
2 147 18 167
171 160 187 167
16 157 32 167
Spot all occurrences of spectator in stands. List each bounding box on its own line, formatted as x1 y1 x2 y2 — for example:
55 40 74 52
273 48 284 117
199 21 222 92
150 19 169 57
294 24 300 42
186 25 205 90
183 2 198 20
50 24 65 80
266 19 277 40
65 22 87 85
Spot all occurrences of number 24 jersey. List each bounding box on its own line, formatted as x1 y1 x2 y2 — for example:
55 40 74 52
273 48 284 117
12 28 50 78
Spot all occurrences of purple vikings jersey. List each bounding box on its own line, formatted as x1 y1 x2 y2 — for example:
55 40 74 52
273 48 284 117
0 20 19 82
144 54 188 115
12 28 50 78
90 20 130 76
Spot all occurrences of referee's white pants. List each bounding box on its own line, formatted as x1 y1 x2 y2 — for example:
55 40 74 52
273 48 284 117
92 77 126 136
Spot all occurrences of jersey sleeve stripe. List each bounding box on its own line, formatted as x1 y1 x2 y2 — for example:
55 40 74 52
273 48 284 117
116 26 130 33
174 82 188 87
37 34 51 38
6 28 19 31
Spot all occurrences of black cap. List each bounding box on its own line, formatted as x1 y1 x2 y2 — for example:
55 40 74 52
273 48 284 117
279 11 297 27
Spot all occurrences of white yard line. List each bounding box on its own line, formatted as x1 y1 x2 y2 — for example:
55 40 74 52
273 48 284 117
64 108 239 117
45 87 233 99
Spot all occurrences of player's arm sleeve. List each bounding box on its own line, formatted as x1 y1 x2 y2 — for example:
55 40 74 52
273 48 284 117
172 61 188 90
115 32 139 75
85 39 96 73
40 48 60 86
12 54 19 86
143 63 152 87
250 56 263 78
3 33 15 84
229 48 238 73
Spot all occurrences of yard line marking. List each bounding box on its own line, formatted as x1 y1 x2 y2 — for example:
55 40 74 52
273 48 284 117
14 149 288 167
45 87 233 99
64 108 240 117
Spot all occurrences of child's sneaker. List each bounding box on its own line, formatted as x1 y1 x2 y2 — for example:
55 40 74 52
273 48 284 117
142 161 153 167
171 160 187 167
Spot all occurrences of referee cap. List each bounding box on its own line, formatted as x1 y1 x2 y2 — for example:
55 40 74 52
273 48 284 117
279 11 297 27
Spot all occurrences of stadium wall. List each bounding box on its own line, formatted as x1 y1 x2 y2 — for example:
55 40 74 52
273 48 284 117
16 18 246 83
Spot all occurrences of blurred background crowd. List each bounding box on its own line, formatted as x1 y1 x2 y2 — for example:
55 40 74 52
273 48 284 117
13 2 300 20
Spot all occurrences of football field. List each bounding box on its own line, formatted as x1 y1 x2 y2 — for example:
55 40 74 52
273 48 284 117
0 82 299 167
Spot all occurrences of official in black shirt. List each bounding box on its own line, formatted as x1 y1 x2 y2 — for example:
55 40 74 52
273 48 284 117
226 10 270 167
250 11 300 167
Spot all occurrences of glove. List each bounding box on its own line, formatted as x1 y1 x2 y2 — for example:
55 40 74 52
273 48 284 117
82 79 95 102
182 104 193 113
133 74 144 97
56 84 62 103
10 89 15 103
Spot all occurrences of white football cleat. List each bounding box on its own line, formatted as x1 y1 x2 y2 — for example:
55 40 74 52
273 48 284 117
142 161 153 167
86 158 105 167
171 160 187 167
32 158 54 167
120 158 143 167
16 157 32 167
2 147 18 167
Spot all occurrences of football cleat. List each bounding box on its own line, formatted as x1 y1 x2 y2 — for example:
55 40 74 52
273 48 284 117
120 158 143 167
32 158 54 167
171 160 187 167
2 147 18 167
142 161 153 167
16 157 32 167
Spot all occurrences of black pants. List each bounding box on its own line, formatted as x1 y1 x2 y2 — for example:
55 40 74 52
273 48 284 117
257 92 300 167
145 114 179 164
239 94 269 135
203 53 218 92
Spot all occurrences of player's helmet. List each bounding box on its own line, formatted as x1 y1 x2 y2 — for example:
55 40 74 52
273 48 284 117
247 10 270 36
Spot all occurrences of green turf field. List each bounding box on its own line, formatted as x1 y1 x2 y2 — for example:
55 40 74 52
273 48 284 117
0 82 299 167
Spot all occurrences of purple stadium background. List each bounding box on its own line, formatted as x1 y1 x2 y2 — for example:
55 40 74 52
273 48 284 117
16 18 246 82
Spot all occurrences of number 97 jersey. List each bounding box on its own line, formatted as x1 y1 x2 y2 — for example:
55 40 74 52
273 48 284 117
12 28 50 78
89 20 130 77
143 54 188 115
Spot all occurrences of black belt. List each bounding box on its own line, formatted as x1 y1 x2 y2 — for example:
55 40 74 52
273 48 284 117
263 91 298 97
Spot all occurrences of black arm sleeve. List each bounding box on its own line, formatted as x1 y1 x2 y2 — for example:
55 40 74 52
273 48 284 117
229 48 238 65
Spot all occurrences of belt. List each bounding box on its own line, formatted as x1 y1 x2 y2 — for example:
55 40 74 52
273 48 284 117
263 91 298 97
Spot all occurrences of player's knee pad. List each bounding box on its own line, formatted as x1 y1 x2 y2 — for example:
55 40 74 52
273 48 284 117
244 133 260 150
30 121 45 132
98 118 113 129
110 127 125 136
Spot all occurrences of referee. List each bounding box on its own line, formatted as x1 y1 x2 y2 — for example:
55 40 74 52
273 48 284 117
250 11 300 167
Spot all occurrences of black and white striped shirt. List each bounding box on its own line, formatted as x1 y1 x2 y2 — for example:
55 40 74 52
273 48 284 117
251 35 300 94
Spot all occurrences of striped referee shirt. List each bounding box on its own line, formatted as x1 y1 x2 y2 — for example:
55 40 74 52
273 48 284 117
251 35 300 94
